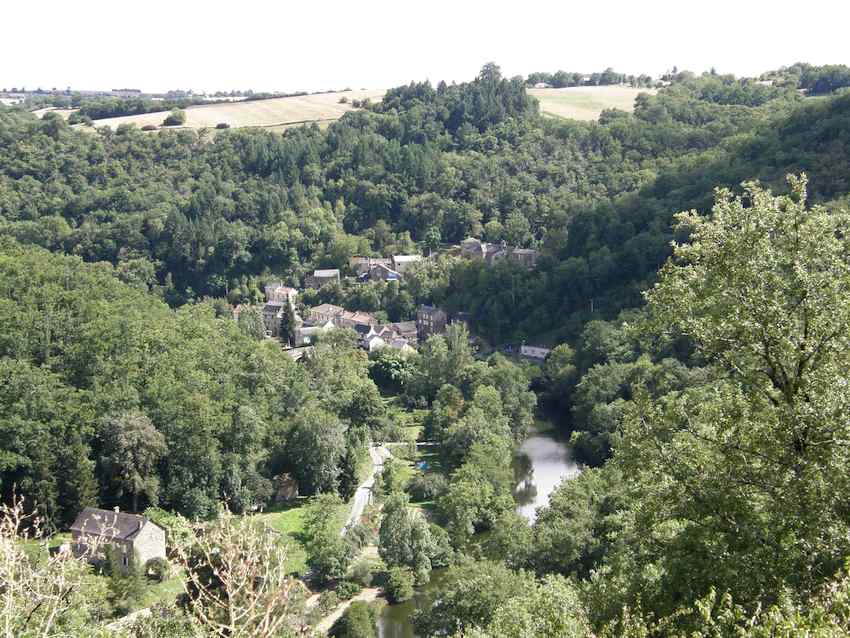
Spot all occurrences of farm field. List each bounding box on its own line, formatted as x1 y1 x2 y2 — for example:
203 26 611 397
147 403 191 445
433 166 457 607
32 107 76 120
88 89 386 130
529 85 656 121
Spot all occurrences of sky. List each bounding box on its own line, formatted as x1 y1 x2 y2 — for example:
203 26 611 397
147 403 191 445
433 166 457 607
3 0 849 94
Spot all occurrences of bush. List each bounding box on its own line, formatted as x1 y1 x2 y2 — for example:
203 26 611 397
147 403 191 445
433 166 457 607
407 473 448 502
336 579 361 600
384 566 414 603
307 590 340 624
350 559 374 587
162 109 186 126
215 122 230 129
141 124 158 131
145 556 171 582
345 521 374 552
338 96 349 104
329 600 378 638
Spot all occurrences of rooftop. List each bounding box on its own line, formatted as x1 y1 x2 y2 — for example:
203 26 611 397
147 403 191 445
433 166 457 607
70 507 153 541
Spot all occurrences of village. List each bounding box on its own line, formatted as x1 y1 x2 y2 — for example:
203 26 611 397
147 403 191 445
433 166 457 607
230 238 549 362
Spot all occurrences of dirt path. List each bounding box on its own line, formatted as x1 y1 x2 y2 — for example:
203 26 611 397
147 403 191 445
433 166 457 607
341 444 390 535
314 588 383 634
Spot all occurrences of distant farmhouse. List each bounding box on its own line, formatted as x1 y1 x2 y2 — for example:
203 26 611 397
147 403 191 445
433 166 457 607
520 344 552 360
233 281 299 339
306 269 341 289
70 507 165 571
460 238 539 268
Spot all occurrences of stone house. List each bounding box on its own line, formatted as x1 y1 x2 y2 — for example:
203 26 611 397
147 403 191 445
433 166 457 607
70 507 165 570
306 269 341 289
509 248 539 268
461 237 486 259
264 282 297 306
309 303 346 325
338 310 378 330
520 344 552 360
367 262 402 282
388 320 418 344
350 256 393 276
417 305 448 341
391 255 422 274
461 237 538 269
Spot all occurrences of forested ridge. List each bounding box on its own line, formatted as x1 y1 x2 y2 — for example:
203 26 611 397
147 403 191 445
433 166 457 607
4 64 849 336
3 63 850 637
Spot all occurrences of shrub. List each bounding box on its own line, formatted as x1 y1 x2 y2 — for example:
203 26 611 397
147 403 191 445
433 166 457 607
384 567 414 603
141 124 158 131
215 122 230 129
406 473 448 502
350 559 374 587
146 556 171 583
335 580 361 600
338 96 349 104
307 590 340 625
162 109 186 126
345 521 374 552
329 600 379 638
318 590 340 614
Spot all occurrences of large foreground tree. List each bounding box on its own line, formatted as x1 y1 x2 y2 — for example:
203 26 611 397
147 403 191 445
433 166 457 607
618 175 850 611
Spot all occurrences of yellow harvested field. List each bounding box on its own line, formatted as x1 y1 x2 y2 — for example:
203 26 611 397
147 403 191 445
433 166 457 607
32 107 76 120
89 89 386 130
528 85 656 121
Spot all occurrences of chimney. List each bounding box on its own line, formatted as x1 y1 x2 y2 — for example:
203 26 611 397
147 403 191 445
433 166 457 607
113 506 120 513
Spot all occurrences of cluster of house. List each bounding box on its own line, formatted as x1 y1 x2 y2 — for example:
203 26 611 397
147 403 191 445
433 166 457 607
460 237 539 268
233 279 470 359
304 303 418 354
302 254 424 289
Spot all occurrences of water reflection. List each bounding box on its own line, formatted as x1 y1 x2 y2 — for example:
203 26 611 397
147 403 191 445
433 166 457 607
378 424 580 635
514 428 581 522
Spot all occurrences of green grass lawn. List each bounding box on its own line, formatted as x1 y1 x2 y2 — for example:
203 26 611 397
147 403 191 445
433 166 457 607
140 573 185 607
253 500 311 575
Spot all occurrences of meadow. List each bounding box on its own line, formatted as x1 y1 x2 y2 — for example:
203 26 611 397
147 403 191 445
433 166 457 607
529 85 656 120
88 89 386 130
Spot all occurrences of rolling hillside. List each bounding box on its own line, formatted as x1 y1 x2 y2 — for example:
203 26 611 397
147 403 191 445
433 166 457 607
529 85 656 120
89 89 386 130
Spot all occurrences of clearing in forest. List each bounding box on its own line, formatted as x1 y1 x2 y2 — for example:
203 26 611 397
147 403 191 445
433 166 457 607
529 85 656 121
88 89 386 130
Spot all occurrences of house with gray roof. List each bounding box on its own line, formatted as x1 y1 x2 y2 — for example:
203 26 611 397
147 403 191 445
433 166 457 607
70 507 165 570
306 269 341 289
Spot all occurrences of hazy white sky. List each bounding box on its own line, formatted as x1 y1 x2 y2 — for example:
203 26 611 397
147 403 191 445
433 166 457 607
3 0 849 93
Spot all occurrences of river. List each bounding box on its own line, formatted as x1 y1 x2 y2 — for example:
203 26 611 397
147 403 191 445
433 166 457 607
377 422 578 637
513 422 581 522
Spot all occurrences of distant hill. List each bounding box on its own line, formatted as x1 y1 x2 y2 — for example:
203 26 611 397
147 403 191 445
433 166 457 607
529 85 656 120
88 89 386 131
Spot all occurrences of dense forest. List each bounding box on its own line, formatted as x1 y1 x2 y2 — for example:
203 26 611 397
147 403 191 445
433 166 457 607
3 62 850 637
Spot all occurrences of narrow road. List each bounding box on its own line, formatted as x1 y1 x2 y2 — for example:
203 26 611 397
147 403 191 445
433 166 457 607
342 444 390 536
314 588 382 634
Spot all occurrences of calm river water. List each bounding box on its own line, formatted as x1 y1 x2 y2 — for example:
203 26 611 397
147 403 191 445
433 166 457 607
377 423 579 637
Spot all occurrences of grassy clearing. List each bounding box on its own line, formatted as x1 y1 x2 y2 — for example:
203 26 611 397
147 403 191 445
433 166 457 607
252 499 311 575
140 572 185 607
88 89 386 131
529 85 656 121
